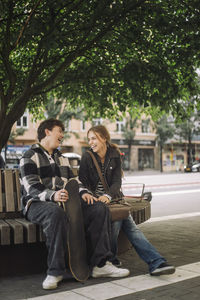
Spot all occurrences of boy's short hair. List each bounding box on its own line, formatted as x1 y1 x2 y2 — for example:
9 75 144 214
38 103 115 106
37 118 64 142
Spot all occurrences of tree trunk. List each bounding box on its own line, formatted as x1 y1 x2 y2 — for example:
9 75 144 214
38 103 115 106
128 143 131 170
0 121 14 152
160 145 163 172
0 94 29 152
187 134 193 165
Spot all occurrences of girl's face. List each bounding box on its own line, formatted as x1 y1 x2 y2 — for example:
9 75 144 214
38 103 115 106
88 130 106 155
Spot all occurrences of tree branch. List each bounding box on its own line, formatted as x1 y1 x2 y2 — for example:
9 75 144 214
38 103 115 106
32 70 118 96
0 81 6 122
30 0 148 94
0 81 5 101
25 44 49 89
23 1 85 90
14 0 42 49
0 47 16 104
4 0 15 52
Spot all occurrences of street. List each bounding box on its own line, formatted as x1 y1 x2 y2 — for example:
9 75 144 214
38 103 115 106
122 172 200 218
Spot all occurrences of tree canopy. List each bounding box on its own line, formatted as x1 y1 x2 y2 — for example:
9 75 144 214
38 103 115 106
0 0 200 150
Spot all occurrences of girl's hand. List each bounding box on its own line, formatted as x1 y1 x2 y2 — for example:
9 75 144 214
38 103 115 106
82 193 97 205
98 195 110 204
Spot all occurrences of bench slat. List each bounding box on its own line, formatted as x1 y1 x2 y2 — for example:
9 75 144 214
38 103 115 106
4 170 15 212
13 169 21 211
5 219 24 244
39 226 45 242
0 211 21 218
146 205 151 220
16 218 37 243
0 219 10 245
0 171 2 212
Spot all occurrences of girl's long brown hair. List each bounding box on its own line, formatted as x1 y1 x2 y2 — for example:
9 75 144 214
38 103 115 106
87 125 121 154
87 125 124 176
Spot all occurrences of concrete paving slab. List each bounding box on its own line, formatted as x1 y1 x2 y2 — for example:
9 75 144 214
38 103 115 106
28 291 89 300
179 262 200 274
155 267 199 283
72 282 132 300
113 274 168 292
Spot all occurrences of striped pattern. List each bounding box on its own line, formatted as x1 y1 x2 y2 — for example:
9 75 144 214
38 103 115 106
20 144 76 213
95 164 105 196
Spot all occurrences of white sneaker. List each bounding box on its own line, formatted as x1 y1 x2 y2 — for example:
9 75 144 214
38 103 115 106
42 275 63 290
92 261 130 278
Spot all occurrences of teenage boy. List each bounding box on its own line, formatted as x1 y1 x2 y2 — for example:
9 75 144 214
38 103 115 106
20 118 129 290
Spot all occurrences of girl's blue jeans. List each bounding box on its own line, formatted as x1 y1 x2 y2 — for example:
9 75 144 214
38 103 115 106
110 214 166 273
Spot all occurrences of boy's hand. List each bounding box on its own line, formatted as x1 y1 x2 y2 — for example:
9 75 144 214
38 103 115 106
54 189 69 202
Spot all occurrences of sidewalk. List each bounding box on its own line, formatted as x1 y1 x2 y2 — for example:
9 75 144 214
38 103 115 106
124 169 179 176
1 214 200 300
124 170 161 178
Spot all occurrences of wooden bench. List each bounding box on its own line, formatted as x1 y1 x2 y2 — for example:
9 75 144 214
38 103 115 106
0 169 45 246
0 168 151 251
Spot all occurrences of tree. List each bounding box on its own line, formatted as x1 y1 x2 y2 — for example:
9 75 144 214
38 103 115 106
1 0 200 151
155 115 175 172
44 96 83 140
8 128 26 145
122 115 138 170
177 117 200 165
175 98 200 165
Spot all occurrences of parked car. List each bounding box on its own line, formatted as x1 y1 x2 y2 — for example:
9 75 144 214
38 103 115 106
1 153 20 169
184 160 200 172
62 152 81 175
191 160 200 172
6 157 20 169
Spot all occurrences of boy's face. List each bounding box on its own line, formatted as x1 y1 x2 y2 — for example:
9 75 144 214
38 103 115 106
45 126 64 150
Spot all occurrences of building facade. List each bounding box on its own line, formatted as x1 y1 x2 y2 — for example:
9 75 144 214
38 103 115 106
5 112 200 172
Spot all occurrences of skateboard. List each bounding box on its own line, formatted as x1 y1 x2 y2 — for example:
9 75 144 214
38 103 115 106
62 179 89 282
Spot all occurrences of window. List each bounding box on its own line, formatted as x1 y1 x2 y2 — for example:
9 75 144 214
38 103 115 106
141 120 150 133
92 118 102 126
64 120 71 131
81 120 86 131
116 119 125 133
16 112 28 128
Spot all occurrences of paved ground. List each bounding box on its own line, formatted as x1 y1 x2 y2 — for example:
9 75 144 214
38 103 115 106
1 213 200 300
124 169 178 176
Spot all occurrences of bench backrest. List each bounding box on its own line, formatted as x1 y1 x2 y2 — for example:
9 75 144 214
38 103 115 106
0 169 21 218
0 165 78 219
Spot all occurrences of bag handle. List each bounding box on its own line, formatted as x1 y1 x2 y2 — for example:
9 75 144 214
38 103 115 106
86 151 109 193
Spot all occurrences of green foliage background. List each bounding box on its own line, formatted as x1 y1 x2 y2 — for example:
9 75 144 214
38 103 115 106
0 0 200 149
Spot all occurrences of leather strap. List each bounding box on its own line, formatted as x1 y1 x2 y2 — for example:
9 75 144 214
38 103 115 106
86 151 109 193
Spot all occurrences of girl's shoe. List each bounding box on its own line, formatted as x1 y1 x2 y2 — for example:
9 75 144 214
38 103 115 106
150 263 175 276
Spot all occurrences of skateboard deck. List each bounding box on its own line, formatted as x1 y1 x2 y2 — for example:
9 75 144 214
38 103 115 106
63 179 89 282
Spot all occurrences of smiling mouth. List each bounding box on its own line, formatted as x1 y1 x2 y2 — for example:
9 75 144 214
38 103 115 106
91 146 98 151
